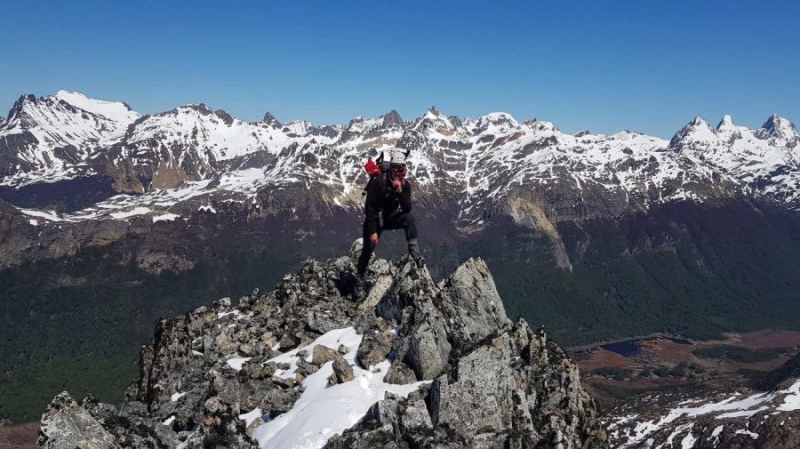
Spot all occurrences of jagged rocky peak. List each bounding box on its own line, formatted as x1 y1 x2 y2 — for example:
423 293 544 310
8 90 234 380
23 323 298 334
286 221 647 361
262 111 281 126
2 91 139 142
685 115 716 135
757 114 799 145
134 103 237 134
12 93 38 110
669 115 719 150
181 103 215 116
522 118 558 133
716 114 742 141
413 106 457 133
38 247 607 449
214 108 234 125
380 109 404 127
345 115 382 134
716 114 735 131
474 111 520 134
6 94 42 122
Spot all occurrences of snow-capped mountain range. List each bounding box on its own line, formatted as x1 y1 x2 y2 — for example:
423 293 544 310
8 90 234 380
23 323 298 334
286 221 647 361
1 91 799 229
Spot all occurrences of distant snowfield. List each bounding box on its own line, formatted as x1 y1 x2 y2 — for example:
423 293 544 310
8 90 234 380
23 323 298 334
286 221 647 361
607 378 800 448
15 167 274 223
55 90 140 129
235 327 429 449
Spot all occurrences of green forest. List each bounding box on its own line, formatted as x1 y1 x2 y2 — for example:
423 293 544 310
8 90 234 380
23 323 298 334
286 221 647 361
490 202 800 346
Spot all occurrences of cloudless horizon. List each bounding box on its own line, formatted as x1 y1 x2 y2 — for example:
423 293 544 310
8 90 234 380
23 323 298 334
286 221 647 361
1 0 799 138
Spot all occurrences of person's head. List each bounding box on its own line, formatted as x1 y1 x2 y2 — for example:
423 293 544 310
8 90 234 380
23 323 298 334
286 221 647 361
390 163 405 179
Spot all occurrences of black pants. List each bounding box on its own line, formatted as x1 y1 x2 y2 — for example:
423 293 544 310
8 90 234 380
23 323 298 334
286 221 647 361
357 211 417 276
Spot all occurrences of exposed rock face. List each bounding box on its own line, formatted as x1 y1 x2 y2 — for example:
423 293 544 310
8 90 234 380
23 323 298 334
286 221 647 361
38 248 606 448
381 109 405 127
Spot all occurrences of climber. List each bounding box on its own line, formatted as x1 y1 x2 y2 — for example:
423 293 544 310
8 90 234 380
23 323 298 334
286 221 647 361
357 148 425 277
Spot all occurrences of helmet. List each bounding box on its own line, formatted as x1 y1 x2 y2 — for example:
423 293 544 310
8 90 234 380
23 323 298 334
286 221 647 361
390 148 407 166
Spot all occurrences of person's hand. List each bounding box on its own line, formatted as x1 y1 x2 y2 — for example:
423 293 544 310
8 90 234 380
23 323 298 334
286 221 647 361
392 179 402 192
370 233 379 246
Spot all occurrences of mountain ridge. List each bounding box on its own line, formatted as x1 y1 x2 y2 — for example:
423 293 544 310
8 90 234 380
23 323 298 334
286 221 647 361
2 91 799 229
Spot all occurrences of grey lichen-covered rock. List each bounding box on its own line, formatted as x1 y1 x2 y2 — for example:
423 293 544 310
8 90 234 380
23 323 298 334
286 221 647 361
38 392 117 449
38 252 607 449
381 260 452 381
429 335 514 436
437 257 512 355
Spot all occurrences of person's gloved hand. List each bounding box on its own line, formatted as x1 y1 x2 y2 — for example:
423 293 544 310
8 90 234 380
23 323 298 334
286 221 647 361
370 233 379 246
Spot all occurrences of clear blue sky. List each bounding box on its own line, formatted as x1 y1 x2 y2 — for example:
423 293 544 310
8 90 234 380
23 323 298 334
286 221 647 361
1 0 798 138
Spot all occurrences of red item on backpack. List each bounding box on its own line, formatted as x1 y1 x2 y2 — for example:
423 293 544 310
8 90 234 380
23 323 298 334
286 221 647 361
364 158 381 177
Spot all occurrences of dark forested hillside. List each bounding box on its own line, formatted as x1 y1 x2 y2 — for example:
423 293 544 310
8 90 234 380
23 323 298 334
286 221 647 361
485 201 800 346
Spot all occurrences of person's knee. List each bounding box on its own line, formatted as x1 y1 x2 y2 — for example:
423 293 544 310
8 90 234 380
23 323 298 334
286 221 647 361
405 214 416 226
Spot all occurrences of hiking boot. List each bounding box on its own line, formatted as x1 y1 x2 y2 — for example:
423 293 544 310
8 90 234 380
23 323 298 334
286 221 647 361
354 279 374 300
408 239 426 266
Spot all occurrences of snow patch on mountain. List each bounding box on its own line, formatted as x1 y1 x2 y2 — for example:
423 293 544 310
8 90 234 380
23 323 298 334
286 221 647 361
250 327 429 449
606 379 800 448
123 104 296 163
54 90 139 126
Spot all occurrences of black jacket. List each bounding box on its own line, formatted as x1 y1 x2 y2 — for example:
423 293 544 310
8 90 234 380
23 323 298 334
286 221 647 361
363 173 412 235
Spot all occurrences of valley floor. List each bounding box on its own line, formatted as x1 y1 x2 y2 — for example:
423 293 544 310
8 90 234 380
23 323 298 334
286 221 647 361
0 422 37 449
571 330 800 411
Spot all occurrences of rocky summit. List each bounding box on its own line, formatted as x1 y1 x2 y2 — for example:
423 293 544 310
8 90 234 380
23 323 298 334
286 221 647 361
37 244 607 449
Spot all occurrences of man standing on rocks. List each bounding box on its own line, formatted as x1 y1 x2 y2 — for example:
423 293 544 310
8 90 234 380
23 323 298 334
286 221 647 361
357 148 425 277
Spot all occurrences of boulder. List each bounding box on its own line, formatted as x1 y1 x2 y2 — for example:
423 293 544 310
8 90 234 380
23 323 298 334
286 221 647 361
38 392 117 449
